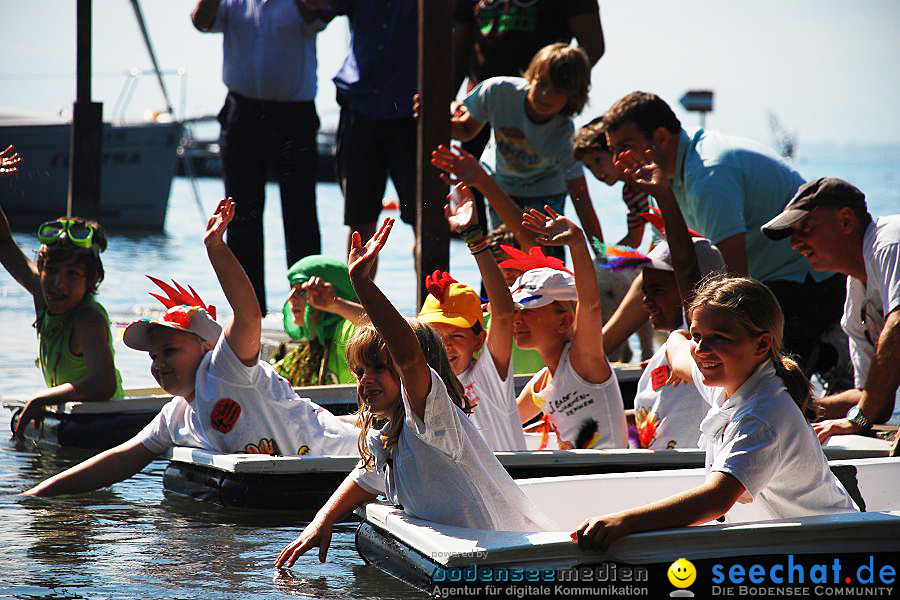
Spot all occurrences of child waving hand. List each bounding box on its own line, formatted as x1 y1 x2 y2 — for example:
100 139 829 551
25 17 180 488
275 218 555 567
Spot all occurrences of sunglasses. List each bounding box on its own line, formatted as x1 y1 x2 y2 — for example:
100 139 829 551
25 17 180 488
37 219 98 251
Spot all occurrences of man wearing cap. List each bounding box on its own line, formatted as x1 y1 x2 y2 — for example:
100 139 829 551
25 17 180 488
762 178 900 442
600 91 847 385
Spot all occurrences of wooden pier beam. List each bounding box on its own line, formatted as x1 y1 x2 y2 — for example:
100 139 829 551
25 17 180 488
415 0 452 309
68 0 103 220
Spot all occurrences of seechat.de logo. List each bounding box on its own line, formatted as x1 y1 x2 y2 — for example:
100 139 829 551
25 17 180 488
668 558 697 597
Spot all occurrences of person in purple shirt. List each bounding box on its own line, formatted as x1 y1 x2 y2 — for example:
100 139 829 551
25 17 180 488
192 0 325 315
303 0 418 267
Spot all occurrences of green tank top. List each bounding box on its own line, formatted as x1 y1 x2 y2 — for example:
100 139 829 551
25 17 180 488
36 296 124 399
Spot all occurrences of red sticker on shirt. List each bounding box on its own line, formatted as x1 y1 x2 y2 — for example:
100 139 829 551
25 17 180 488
651 365 670 391
210 398 241 434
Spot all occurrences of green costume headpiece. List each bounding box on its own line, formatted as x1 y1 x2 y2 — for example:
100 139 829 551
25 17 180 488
282 255 358 345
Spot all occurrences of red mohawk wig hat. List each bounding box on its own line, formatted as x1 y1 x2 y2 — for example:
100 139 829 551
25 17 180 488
497 245 573 275
123 276 222 351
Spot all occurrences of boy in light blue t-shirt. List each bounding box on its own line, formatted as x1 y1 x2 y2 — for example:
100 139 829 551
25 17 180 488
451 43 603 257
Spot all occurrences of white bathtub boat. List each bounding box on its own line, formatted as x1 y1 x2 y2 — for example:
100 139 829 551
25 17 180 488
353 457 900 594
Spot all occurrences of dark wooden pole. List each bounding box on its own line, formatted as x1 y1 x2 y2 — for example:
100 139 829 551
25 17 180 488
68 0 103 219
415 0 451 309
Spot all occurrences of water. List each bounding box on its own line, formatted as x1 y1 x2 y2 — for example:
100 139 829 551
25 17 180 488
2 145 899 598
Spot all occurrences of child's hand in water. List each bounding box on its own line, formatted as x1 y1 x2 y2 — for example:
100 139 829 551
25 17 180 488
204 197 235 248
522 206 583 246
614 148 668 195
349 217 394 281
443 183 478 233
0 145 23 176
431 144 484 185
274 518 334 567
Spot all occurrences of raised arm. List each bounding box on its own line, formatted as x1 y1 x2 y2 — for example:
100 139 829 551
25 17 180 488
22 437 157 497
204 198 262 366
616 148 702 306
348 218 430 419
566 176 605 249
431 145 538 249
445 183 514 377
0 147 42 299
522 207 612 384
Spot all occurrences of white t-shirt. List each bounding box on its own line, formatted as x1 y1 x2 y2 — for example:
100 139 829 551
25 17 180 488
632 344 707 449
527 342 627 449
137 335 359 457
459 350 526 451
350 368 556 532
691 360 857 521
841 215 900 422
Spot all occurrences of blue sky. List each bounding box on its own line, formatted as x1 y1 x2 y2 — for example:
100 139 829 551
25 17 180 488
2 0 899 146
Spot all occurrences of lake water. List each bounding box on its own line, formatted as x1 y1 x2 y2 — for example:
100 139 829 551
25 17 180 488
2 144 899 598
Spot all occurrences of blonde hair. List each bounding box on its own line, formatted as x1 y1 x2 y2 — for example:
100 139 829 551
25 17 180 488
522 43 590 117
688 275 814 418
346 318 470 469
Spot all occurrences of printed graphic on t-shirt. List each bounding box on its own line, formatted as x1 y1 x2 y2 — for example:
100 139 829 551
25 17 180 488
476 1 538 36
650 364 670 391
463 382 481 408
242 437 280 456
210 398 241 434
495 127 545 173
634 406 659 448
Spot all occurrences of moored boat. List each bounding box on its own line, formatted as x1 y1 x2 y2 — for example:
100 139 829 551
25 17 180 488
354 457 900 594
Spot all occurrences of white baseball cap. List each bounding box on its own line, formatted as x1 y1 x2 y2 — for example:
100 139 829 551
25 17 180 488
645 238 726 276
509 267 578 309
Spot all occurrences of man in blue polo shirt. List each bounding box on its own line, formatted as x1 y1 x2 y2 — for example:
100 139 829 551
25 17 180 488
600 91 848 386
193 0 325 314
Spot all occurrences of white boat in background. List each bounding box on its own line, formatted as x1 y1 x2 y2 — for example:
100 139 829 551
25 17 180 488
354 457 900 594
0 108 179 231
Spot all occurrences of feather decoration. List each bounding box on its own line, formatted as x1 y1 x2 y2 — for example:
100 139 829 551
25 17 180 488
146 275 216 320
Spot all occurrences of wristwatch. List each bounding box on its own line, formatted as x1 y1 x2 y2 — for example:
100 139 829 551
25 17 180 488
845 405 872 432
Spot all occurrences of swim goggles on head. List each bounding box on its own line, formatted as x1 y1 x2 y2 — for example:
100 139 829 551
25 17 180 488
37 219 98 251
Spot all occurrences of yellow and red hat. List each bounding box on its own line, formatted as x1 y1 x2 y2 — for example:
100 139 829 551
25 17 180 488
416 271 484 330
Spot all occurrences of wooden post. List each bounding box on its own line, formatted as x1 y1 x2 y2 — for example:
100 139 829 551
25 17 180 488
68 0 103 220
415 0 451 309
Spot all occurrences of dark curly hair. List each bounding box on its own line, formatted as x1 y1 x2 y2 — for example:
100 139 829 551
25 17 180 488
35 216 107 296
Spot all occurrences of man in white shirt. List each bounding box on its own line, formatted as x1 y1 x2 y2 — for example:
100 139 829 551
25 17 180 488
762 177 900 442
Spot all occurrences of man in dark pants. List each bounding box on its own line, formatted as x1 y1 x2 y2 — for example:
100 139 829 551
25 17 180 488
193 0 323 314
302 0 418 267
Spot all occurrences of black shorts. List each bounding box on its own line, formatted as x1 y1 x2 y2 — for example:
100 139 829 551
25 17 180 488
335 106 417 227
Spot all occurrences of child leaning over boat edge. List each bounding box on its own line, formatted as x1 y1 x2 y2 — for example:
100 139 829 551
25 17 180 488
0 145 123 440
22 198 358 497
275 218 555 568
573 275 858 552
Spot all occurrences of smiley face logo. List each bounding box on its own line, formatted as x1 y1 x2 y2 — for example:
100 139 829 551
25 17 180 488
667 558 696 588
